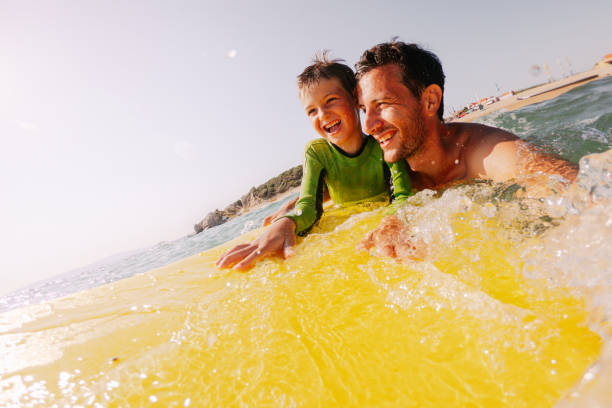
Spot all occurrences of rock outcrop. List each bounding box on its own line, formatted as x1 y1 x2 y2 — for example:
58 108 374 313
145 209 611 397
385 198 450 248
194 165 303 233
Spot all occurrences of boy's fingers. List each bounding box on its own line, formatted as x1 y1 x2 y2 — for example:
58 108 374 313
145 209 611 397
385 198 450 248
217 245 257 268
233 248 266 271
216 244 251 264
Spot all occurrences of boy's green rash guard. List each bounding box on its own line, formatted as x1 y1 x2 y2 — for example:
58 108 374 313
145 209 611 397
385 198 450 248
284 136 413 235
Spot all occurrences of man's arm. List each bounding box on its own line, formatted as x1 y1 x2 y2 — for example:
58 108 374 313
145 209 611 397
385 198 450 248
465 124 578 183
514 140 578 182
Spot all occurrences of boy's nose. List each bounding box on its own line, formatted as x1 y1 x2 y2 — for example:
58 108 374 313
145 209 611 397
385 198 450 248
318 109 330 123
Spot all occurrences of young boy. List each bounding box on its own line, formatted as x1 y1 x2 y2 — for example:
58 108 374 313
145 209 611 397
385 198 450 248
216 54 412 270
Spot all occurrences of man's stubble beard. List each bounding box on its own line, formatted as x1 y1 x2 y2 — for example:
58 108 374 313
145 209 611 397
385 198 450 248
397 106 426 160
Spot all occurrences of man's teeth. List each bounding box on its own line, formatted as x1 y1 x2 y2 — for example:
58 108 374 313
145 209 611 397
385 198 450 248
379 133 393 143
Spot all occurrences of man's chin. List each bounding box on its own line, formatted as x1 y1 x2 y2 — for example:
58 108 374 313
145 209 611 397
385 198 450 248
383 150 403 163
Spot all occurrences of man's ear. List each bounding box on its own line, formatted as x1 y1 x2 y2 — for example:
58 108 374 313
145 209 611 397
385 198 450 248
421 84 442 117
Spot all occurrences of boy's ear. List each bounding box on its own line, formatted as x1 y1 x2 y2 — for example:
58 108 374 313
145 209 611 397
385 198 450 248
421 84 442 117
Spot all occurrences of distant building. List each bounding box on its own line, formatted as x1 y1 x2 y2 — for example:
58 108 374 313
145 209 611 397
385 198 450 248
594 53 612 68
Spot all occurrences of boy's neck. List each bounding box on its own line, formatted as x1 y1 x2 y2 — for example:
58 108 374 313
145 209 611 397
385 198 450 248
333 131 366 156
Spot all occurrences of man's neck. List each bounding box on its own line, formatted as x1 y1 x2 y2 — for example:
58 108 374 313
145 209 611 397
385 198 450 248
406 121 467 189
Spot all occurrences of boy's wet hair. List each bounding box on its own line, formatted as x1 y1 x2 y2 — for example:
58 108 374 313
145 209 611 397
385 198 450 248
355 40 445 120
297 51 357 96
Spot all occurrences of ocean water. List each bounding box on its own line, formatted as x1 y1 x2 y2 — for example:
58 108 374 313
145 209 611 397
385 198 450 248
478 76 612 162
0 196 298 313
4 77 609 314
1 76 611 407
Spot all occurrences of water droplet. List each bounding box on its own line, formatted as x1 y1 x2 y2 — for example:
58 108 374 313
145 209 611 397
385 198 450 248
149 395 158 403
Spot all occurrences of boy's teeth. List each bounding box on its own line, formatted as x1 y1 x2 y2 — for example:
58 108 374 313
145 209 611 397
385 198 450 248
324 120 340 131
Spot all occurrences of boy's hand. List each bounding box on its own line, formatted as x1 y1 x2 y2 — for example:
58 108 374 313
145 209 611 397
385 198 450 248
262 197 299 226
216 217 297 271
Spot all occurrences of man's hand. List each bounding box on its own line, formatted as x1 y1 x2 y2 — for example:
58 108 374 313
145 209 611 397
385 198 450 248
358 215 426 262
216 217 297 271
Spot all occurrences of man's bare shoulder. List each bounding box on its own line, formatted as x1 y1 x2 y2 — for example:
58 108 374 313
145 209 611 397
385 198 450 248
447 122 577 183
449 122 520 182
450 122 518 147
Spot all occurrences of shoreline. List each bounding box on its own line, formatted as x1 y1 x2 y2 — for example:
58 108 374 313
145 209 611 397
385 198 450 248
238 185 300 215
453 62 612 123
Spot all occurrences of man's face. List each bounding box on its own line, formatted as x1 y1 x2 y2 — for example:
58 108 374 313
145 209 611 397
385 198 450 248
357 64 424 163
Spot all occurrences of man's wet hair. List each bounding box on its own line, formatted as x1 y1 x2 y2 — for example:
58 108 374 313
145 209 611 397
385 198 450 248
355 41 445 120
297 51 357 96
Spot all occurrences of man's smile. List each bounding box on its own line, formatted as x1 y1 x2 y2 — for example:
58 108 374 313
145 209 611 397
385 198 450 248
375 129 396 148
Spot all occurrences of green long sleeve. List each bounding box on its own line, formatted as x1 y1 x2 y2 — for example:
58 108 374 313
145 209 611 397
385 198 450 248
284 137 412 235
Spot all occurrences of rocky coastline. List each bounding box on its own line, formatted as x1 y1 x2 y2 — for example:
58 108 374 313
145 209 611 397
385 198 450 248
194 165 302 233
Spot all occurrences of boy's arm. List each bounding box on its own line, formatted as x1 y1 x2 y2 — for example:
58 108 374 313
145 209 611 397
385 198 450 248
387 159 413 201
216 217 296 270
282 146 326 235
261 185 331 227
216 144 325 271
262 196 299 226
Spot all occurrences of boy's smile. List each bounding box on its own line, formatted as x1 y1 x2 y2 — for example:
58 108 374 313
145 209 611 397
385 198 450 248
323 119 341 135
299 78 363 155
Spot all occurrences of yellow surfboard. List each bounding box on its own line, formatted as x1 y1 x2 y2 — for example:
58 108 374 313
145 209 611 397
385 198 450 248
0 195 602 407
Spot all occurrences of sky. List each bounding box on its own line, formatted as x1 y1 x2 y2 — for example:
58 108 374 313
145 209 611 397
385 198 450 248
1 0 611 296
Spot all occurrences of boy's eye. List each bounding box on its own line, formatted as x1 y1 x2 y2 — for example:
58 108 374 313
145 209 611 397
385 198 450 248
326 97 337 103
307 108 316 116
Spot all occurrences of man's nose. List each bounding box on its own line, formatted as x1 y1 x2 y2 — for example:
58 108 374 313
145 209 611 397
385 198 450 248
364 110 382 135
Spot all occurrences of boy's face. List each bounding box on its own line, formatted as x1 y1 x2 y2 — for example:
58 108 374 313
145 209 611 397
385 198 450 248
299 78 360 150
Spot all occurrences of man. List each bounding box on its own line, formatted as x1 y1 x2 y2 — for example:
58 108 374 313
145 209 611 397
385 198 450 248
355 41 577 190
355 41 578 260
